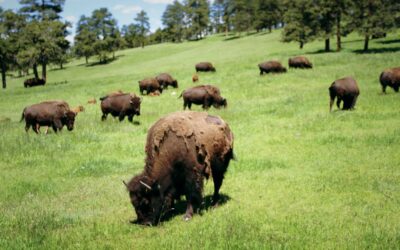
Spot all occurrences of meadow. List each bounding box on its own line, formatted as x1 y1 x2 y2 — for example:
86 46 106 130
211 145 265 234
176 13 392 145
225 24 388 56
0 30 399 249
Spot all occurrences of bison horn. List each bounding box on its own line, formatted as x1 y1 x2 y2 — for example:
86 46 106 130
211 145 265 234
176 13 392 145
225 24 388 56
140 180 152 190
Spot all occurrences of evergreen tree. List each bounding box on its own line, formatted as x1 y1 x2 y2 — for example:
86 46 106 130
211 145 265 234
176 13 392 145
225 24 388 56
254 0 282 32
282 0 319 49
19 0 65 20
210 0 225 33
74 15 96 64
183 0 210 40
230 0 256 35
122 24 141 48
349 0 396 51
134 10 150 48
162 1 185 42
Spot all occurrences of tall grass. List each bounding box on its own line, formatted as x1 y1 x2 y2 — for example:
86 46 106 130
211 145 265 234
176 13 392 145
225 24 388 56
0 30 399 249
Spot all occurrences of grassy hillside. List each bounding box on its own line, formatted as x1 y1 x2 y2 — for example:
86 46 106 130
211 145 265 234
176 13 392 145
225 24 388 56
1 30 400 249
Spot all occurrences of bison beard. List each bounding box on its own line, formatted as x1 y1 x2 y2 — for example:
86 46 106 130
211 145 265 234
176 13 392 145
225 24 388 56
125 111 234 225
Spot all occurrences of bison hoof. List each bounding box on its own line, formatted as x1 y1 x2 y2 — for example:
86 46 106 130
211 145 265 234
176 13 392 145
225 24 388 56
183 214 192 221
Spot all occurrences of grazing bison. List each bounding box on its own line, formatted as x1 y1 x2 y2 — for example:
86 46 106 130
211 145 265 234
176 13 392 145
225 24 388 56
156 73 178 89
24 78 46 88
138 78 163 95
288 56 313 69
195 62 216 72
258 61 287 75
100 93 141 122
192 74 199 83
125 111 234 225
329 77 360 112
21 100 77 133
379 67 400 93
87 98 97 104
180 85 227 110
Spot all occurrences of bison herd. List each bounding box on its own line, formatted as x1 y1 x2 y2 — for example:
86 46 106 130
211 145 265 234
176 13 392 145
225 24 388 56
19 59 399 225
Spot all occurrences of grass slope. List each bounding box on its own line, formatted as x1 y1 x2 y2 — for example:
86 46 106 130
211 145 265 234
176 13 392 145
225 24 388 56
1 31 400 249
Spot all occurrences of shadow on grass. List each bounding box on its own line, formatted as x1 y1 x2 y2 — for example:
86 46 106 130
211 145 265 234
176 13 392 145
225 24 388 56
49 67 67 72
353 47 400 54
130 193 231 225
306 49 337 55
377 39 400 45
76 55 125 67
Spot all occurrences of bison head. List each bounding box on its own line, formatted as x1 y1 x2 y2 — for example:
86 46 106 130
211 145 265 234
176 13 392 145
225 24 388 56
62 111 77 131
172 80 178 88
211 67 216 72
126 175 164 225
130 96 142 116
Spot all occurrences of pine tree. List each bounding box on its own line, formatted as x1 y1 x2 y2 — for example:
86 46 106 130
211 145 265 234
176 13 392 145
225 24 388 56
162 0 185 42
254 0 282 33
183 0 210 40
134 10 150 48
349 0 396 51
230 0 256 35
19 0 65 21
74 16 96 64
210 0 225 33
282 0 319 49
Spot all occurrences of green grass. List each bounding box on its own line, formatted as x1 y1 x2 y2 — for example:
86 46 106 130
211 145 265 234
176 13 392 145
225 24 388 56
1 30 400 249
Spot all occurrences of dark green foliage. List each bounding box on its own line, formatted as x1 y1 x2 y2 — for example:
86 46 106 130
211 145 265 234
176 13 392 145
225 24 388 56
282 0 319 49
74 16 96 64
162 0 186 42
254 0 282 32
19 0 65 20
134 10 150 48
183 0 210 40
230 0 256 35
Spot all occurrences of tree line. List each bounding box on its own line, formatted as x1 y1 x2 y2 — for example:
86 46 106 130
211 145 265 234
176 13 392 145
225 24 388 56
1 0 399 89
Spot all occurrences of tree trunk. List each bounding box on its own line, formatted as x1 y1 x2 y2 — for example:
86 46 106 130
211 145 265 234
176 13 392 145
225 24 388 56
1 61 6 89
85 56 88 64
42 63 47 81
325 38 330 52
33 64 39 79
60 63 63 69
364 35 369 51
268 26 272 33
336 13 341 51
300 41 304 49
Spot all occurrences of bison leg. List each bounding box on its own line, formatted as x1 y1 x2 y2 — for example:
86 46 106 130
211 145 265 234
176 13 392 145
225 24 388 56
350 95 358 110
336 98 342 109
128 114 134 122
329 98 335 112
259 69 264 75
183 166 204 221
25 123 31 133
382 84 387 94
394 85 399 92
101 113 108 121
119 113 126 122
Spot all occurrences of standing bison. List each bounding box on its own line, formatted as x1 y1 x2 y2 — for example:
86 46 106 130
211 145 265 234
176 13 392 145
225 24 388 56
195 62 216 72
180 85 227 110
138 78 163 95
379 67 400 93
156 73 178 89
100 93 141 122
258 61 287 75
125 111 234 225
24 78 46 88
329 77 360 112
288 56 313 69
21 100 77 133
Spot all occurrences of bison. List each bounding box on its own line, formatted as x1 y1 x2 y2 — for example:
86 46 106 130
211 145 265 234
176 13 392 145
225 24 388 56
125 111 234 225
329 77 360 112
258 60 287 75
288 56 313 69
180 85 227 110
24 78 46 88
138 78 163 95
379 67 400 93
100 93 141 122
192 74 199 83
21 100 77 133
156 73 178 89
195 62 216 72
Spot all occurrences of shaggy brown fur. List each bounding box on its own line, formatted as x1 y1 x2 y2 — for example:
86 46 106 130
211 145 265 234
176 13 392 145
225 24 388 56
329 77 360 112
71 105 84 113
258 60 287 75
87 98 97 104
288 56 313 69
138 78 163 95
156 73 178 89
195 62 216 72
21 100 76 133
179 85 227 110
380 67 400 93
126 111 234 225
192 74 199 83
100 93 141 122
